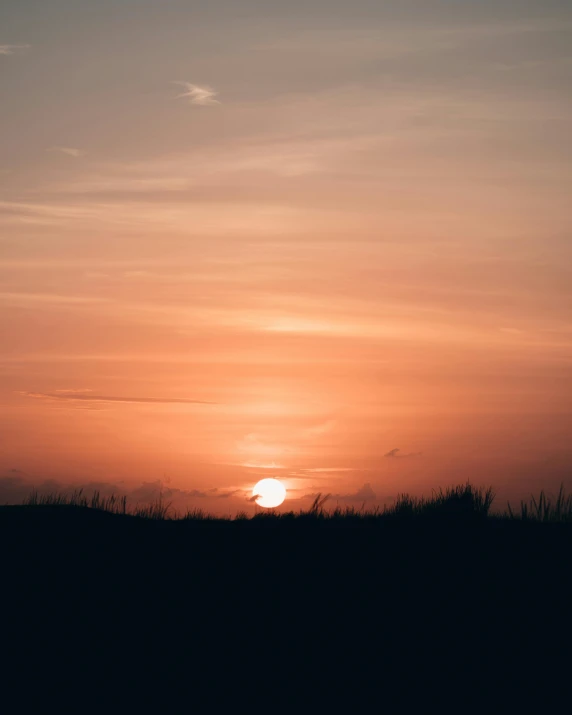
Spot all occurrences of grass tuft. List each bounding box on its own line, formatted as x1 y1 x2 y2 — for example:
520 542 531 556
507 484 572 522
23 488 127 514
16 482 572 524
389 483 496 520
133 494 172 520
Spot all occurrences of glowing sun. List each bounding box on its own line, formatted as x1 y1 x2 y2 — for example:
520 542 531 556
252 478 286 508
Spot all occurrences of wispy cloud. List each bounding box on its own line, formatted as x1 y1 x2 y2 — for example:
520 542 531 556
340 483 377 502
303 420 337 438
0 292 108 306
172 82 220 106
384 448 422 459
19 391 216 405
304 483 378 504
0 475 243 509
303 467 356 473
241 462 285 470
185 488 218 498
48 146 85 158
217 490 241 499
0 44 30 56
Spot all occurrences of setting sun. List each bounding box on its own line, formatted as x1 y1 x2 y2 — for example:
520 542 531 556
2 0 571 705
252 479 287 509
1 0 570 517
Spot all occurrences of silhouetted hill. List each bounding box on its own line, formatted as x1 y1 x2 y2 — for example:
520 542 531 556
2 486 572 708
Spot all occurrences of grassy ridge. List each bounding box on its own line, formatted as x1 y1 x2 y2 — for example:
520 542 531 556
14 481 572 522
4 481 572 707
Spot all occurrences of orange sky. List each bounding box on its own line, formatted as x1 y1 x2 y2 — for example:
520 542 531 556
1 1 571 513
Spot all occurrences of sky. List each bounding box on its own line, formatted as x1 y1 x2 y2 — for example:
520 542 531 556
1 0 571 514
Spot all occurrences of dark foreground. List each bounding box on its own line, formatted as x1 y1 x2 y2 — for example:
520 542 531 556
2 505 572 709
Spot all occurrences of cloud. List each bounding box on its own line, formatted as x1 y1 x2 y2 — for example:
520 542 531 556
19 391 216 405
303 420 337 438
129 482 245 505
235 432 288 462
338 483 377 503
303 482 378 505
172 81 220 106
48 146 85 158
303 467 356 473
384 448 422 459
287 466 360 481
0 292 108 306
217 490 240 499
0 474 248 512
0 475 35 503
177 487 242 500
0 473 82 504
0 44 30 56
241 462 284 470
166 487 228 499
287 473 332 481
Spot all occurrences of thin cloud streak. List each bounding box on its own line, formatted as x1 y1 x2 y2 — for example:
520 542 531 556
20 392 217 405
0 475 243 509
0 44 30 55
303 467 357 473
48 146 85 158
303 483 378 504
0 292 109 305
172 82 220 106
384 449 422 459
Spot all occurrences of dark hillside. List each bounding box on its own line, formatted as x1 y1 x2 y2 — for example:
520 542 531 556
2 492 572 708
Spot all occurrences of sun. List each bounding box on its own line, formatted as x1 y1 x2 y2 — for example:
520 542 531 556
252 478 286 508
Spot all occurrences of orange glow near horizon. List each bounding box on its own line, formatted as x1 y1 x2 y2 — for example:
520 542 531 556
1 2 571 513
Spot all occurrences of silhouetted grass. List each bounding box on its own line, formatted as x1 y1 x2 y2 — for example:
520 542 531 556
507 483 572 522
390 483 496 520
24 488 128 514
12 481 572 524
5 479 572 711
133 494 172 520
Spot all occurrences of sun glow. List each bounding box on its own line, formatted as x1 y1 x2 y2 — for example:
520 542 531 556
252 478 287 508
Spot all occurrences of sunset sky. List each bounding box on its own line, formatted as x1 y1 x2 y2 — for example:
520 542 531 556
1 1 571 513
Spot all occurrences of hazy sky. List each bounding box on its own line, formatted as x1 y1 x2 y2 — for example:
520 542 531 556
1 0 571 513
